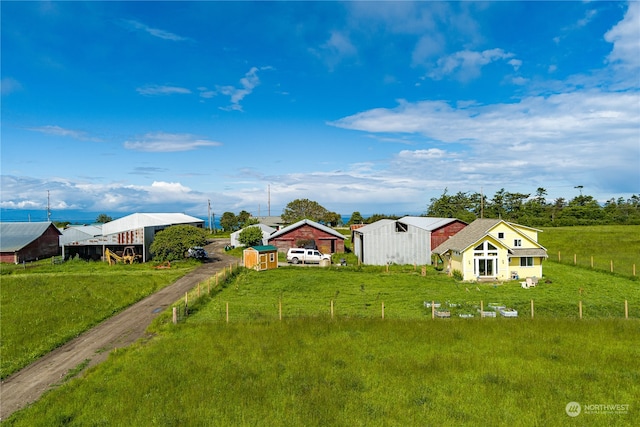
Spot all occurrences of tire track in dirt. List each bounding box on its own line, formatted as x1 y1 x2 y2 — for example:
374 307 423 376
0 240 237 420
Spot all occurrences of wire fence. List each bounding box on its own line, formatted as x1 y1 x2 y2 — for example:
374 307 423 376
552 251 638 279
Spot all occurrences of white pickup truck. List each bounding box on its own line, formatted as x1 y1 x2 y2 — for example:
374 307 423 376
286 248 331 264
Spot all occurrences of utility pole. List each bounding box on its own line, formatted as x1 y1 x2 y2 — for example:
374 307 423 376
208 199 213 233
47 190 51 222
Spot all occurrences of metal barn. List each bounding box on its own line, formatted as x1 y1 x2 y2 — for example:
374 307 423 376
352 217 467 266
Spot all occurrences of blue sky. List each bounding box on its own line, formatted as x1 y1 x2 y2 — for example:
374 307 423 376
2 1 639 219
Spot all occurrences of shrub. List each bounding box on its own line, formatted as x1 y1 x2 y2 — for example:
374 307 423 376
150 225 208 261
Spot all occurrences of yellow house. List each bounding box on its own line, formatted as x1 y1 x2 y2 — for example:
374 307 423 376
432 219 547 282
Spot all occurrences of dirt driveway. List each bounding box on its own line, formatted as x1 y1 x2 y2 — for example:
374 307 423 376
0 240 238 420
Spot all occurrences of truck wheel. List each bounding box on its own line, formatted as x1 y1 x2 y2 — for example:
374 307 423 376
292 257 299 264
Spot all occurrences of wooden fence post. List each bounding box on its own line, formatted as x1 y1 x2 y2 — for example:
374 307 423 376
279 299 282 321
574 254 577 265
610 260 614 273
531 299 534 319
226 302 229 323
590 256 594 269
421 267 426 277
579 301 583 319
431 300 435 319
381 301 385 319
558 251 561 262
625 300 628 320
172 307 177 324
634 264 636 276
331 300 334 320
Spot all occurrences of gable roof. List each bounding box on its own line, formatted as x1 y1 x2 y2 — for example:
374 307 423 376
231 223 276 237
433 218 546 255
269 219 345 240
398 216 464 231
0 222 61 252
432 218 502 254
352 219 395 234
354 217 464 235
101 213 204 235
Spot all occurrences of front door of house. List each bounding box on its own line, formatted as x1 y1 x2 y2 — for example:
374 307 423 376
474 241 498 278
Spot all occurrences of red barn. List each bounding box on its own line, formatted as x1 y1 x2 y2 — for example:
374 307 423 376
268 219 345 254
0 222 62 263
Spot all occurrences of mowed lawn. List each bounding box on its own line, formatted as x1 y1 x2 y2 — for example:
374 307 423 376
0 259 196 379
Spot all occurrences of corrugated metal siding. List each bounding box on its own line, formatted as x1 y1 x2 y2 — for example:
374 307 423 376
362 222 431 265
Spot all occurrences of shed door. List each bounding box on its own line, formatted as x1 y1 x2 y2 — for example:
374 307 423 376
259 253 267 270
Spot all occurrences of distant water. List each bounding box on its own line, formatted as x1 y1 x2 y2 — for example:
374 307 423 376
1 209 355 228
0 209 217 227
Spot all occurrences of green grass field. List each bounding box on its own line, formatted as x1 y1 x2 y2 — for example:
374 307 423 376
0 258 196 379
5 318 638 426
3 226 639 425
540 225 640 278
153 262 640 326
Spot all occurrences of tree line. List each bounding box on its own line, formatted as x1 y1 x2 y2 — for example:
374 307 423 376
218 188 640 234
424 188 640 227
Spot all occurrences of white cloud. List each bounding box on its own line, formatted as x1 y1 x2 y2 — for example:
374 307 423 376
429 48 516 81
121 19 189 42
27 125 102 142
124 132 221 152
136 85 192 96
216 67 272 111
328 87 639 197
604 2 640 74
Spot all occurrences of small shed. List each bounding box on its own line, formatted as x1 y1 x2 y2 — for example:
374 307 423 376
243 245 279 271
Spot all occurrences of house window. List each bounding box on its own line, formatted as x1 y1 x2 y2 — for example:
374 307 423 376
395 222 408 232
514 239 522 247
498 232 504 239
520 257 533 267
473 241 499 277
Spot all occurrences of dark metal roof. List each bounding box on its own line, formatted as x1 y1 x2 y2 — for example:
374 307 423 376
0 222 60 252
